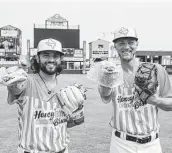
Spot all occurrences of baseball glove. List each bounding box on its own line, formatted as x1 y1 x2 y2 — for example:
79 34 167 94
58 83 86 128
0 66 28 86
134 62 158 107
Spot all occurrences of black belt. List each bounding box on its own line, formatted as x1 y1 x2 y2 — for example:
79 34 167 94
115 130 158 144
24 148 66 153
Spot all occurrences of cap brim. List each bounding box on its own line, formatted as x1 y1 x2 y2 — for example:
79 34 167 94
37 49 65 55
113 37 138 43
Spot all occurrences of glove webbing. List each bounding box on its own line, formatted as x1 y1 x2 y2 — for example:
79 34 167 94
135 88 150 105
136 63 156 80
136 63 158 95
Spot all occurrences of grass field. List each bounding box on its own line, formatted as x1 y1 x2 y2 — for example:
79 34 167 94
0 74 172 153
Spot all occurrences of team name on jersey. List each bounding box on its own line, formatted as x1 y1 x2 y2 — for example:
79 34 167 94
34 110 54 120
34 109 69 126
116 94 146 109
117 95 134 103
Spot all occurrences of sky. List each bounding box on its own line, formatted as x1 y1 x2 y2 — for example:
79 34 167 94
0 0 172 55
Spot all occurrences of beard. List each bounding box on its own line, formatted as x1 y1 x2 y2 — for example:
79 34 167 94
39 61 59 75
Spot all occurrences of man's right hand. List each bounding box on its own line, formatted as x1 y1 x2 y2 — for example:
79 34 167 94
0 66 28 86
98 85 113 103
98 85 112 97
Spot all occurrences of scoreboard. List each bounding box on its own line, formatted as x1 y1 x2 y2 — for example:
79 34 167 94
34 28 80 49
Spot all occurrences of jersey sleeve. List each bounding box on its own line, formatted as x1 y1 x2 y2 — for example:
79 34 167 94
156 64 172 97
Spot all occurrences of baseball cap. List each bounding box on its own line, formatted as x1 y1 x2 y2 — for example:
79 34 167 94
113 27 138 42
37 38 64 55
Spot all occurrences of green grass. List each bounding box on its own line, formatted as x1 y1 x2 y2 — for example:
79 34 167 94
0 74 172 153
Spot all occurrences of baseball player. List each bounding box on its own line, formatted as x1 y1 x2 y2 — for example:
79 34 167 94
2 38 86 153
98 27 172 153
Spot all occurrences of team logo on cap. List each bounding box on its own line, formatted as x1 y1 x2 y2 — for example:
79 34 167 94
119 27 129 36
46 39 56 49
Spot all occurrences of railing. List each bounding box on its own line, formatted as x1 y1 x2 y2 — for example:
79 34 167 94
0 61 19 64
34 24 80 30
61 69 83 74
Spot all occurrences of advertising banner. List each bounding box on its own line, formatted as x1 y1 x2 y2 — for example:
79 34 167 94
1 30 18 37
74 49 83 58
92 50 109 58
62 48 74 57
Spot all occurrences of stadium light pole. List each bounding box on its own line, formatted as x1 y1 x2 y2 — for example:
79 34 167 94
82 41 86 74
27 39 30 59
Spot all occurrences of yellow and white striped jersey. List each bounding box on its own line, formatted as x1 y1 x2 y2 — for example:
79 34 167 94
111 63 172 136
8 74 70 152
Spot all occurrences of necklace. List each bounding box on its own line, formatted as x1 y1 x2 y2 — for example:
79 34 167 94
38 73 57 94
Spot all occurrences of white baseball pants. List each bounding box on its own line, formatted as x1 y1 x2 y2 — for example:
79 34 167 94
110 129 162 153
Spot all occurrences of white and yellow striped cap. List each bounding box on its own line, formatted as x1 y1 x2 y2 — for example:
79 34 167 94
37 38 64 55
113 27 138 42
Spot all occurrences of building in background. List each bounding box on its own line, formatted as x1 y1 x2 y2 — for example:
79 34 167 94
27 14 172 74
0 25 22 67
135 50 172 64
89 39 109 65
30 14 84 74
135 50 172 74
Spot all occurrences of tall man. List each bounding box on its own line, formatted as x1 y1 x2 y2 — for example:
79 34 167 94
4 38 85 153
98 27 172 153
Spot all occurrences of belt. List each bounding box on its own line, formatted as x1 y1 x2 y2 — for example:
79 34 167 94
115 130 159 144
24 148 66 153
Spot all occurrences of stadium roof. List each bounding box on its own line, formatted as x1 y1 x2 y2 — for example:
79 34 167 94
89 38 110 44
136 50 172 56
0 25 21 32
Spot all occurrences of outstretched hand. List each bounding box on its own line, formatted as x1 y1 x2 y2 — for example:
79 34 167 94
0 66 28 86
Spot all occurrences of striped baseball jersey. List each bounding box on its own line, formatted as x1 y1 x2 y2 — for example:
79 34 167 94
8 74 70 152
111 63 172 136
